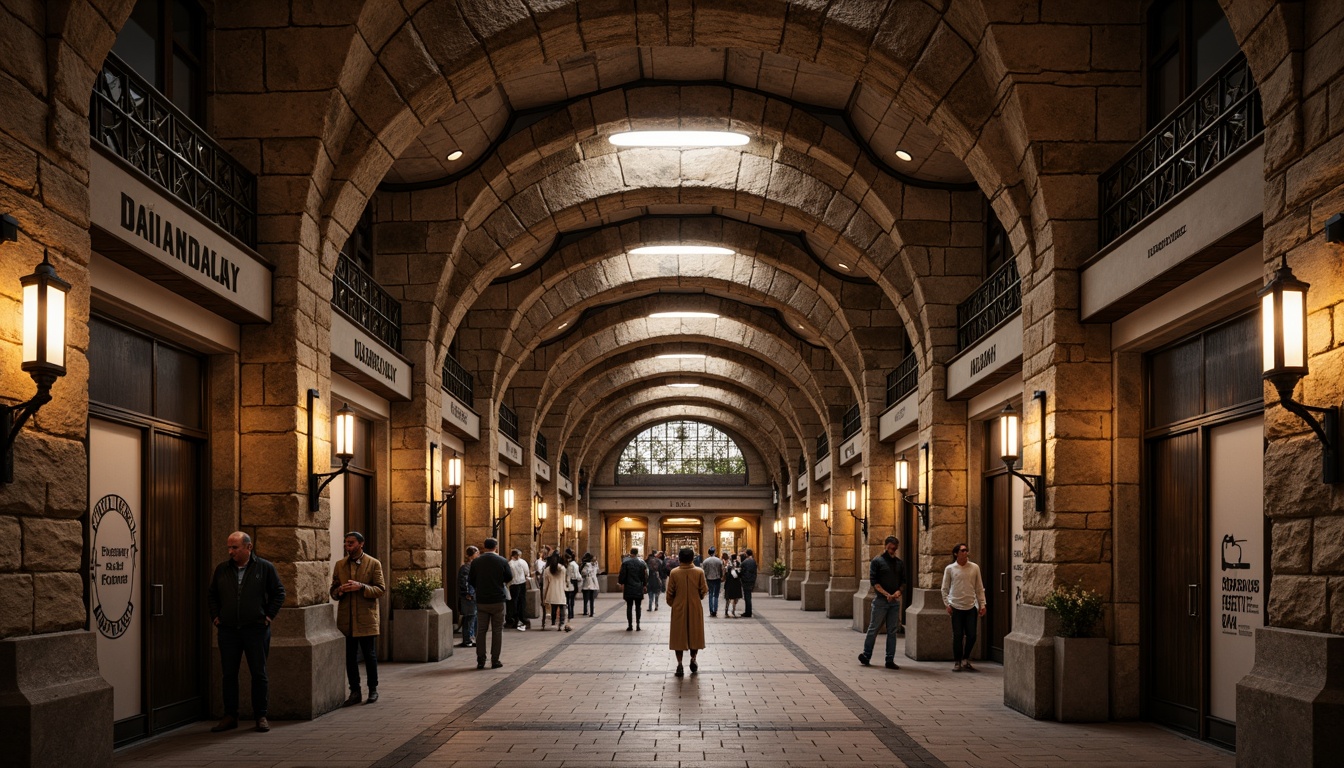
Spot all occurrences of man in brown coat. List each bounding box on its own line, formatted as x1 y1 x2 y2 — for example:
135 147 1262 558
665 547 709 677
331 532 386 705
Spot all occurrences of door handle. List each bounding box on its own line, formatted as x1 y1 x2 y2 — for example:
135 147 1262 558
1187 584 1197 618
151 584 164 617
1000 572 1008 593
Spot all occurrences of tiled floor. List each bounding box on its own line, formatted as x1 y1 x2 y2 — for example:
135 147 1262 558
115 596 1235 767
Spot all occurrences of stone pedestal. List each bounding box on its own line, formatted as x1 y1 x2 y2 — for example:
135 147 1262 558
1003 604 1060 719
851 588 877 632
526 586 542 617
601 574 620 593
214 604 344 720
1054 637 1109 722
801 572 828 611
393 589 453 662
905 588 953 660
0 630 113 768
824 577 856 618
769 576 785 597
784 571 804 600
1237 627 1344 767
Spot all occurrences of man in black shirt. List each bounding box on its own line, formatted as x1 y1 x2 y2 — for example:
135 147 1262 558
467 538 512 669
739 549 758 617
858 535 905 670
207 531 285 733
617 547 649 631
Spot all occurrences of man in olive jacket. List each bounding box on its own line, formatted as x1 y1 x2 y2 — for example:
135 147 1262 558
330 531 386 706
207 531 286 733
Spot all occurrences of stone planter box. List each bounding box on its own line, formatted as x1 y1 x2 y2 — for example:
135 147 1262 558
392 588 453 663
769 575 786 596
1054 636 1109 722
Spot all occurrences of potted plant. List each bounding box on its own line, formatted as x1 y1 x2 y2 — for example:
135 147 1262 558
1045 584 1107 722
391 574 452 662
769 559 788 596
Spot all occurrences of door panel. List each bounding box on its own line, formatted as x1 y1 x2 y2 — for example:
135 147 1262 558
1148 430 1202 734
985 473 1013 661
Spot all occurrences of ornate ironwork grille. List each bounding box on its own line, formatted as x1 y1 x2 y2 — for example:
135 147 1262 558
535 433 548 460
797 453 807 477
816 432 830 460
498 404 520 442
617 420 746 476
333 253 402 351
90 53 257 246
957 259 1021 351
442 353 474 408
841 405 861 440
1099 54 1262 247
886 352 918 407
560 453 571 479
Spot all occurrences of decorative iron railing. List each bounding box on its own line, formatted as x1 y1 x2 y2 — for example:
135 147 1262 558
333 254 402 350
816 432 830 460
1099 54 1262 248
797 452 806 476
499 403 520 442
886 352 918 407
560 453 571 478
535 433 549 460
442 352 474 408
957 259 1021 351
841 404 861 440
89 53 257 246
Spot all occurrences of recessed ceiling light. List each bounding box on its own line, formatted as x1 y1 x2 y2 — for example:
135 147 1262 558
630 245 735 255
649 312 720 319
446 149 464 161
510 262 523 270
667 382 701 388
558 322 568 330
798 324 805 330
609 130 750 147
895 149 913 162
656 353 707 359
837 262 851 270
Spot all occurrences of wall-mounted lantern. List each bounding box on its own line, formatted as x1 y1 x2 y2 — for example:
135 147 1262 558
818 501 831 534
999 390 1047 510
895 443 932 530
307 389 354 511
2 248 69 483
845 484 867 539
492 484 515 537
429 443 462 528
533 496 548 542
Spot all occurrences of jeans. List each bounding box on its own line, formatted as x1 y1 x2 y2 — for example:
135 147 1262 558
951 607 979 662
218 624 270 719
582 589 596 615
861 596 902 662
549 604 567 628
741 585 754 616
507 584 528 627
706 579 722 614
344 634 378 693
625 597 642 627
648 591 660 610
476 602 506 664
460 612 477 642
566 586 577 618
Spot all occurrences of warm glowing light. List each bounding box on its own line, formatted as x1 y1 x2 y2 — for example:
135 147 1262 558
609 130 749 147
563 513 574 530
845 488 857 513
895 149 913 162
503 487 515 511
894 455 909 492
334 404 355 459
773 519 781 534
787 515 797 531
649 311 719 319
656 353 707 359
575 518 583 532
446 149 464 161
819 502 829 521
837 262 851 270
999 404 1020 464
667 382 700 388
509 262 523 270
446 456 463 489
537 500 548 521
558 322 568 330
630 245 734 255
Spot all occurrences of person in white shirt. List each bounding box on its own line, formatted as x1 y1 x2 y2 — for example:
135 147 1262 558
507 549 531 631
941 543 987 672
535 545 552 627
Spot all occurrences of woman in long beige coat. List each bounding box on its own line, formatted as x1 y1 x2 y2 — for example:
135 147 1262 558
665 547 709 677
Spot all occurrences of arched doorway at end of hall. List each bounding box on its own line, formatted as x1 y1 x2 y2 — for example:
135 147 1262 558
714 515 758 558
661 516 704 558
604 514 650 573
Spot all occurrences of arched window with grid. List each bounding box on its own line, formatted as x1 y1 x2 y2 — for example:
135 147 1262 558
617 420 747 478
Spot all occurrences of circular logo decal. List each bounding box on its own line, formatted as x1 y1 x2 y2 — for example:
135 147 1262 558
91 494 137 639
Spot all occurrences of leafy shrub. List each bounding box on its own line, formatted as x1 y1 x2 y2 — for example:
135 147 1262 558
392 574 441 610
1044 584 1104 638
770 559 788 577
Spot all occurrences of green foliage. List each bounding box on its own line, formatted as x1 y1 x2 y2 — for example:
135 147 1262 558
1044 584 1104 638
770 559 788 577
392 574 441 610
616 420 747 476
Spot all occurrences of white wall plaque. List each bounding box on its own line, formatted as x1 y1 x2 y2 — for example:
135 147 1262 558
947 315 1023 399
442 390 481 440
330 310 413 401
879 392 919 441
499 436 523 466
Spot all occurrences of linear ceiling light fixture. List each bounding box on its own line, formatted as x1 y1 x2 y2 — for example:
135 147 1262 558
630 245 735 255
656 353 707 359
649 311 719 319
667 382 701 388
609 130 749 147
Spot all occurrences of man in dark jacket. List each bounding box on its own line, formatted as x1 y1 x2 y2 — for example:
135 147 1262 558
739 549 758 618
467 538 512 669
617 547 649 631
207 531 285 733
858 536 906 670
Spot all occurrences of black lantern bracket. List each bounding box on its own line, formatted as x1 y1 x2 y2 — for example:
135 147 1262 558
1271 386 1339 484
491 485 514 538
901 442 933 531
1004 390 1047 511
1 380 56 485
307 388 351 512
428 442 458 528
846 483 868 540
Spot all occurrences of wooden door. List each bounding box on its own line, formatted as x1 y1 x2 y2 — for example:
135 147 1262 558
984 473 1013 662
145 430 205 732
1147 430 1203 734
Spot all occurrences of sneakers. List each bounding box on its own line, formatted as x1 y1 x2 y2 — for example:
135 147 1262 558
254 717 270 733
885 661 900 670
342 692 362 707
858 654 871 666
515 625 527 632
210 716 238 733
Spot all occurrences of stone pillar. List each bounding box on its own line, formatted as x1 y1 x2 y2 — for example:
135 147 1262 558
0 631 112 768
1236 628 1344 767
800 481 830 611
784 494 805 600
825 469 856 619
1003 604 1060 718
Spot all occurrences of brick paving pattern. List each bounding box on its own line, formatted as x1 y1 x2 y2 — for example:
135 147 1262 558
115 597 1235 767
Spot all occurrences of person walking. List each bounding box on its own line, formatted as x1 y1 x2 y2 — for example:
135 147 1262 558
535 545 552 627
858 536 906 670
739 549 757 618
467 538 512 669
580 553 599 616
542 552 570 632
701 547 724 617
330 532 386 706
617 547 648 631
565 551 580 620
723 553 743 617
207 531 285 734
508 548 531 631
942 542 987 672
645 551 665 612
665 547 708 677
457 546 478 647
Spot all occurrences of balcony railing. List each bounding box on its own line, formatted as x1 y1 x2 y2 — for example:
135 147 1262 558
560 453 571 479
1099 54 1263 248
957 259 1021 351
333 253 402 351
797 453 806 476
535 433 548 460
499 403 520 442
442 352 474 408
816 432 830 460
841 404 861 440
90 53 257 246
886 352 918 407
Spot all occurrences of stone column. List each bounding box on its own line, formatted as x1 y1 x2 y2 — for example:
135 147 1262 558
825 468 857 619
784 492 805 601
852 437 898 628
